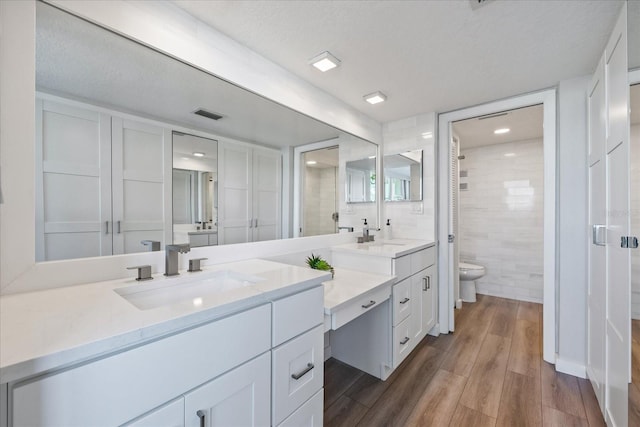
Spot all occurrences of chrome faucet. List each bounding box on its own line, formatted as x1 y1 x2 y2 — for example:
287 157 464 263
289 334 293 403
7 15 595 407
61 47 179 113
165 244 190 276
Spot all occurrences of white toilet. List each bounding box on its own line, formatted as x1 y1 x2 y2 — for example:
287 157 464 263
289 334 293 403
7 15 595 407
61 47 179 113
459 262 486 303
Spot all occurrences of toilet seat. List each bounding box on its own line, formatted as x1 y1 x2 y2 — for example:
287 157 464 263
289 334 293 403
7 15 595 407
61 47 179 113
459 262 484 271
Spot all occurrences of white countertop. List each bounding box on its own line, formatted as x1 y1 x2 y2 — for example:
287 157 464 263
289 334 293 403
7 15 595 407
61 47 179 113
323 268 395 314
331 239 435 258
0 259 330 384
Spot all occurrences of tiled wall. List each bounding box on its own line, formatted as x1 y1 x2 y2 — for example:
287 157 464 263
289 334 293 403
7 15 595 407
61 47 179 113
459 138 544 303
382 113 436 241
303 166 337 236
631 124 640 319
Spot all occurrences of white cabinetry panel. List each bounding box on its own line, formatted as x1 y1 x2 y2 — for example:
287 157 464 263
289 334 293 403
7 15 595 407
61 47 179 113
184 352 271 427
123 398 185 427
272 325 323 426
277 389 323 427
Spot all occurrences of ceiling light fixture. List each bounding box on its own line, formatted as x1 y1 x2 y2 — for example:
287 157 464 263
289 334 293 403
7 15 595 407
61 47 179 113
309 51 341 72
364 91 387 105
504 153 516 157
368 156 376 159
306 160 317 165
421 132 433 139
494 128 510 134
193 152 205 157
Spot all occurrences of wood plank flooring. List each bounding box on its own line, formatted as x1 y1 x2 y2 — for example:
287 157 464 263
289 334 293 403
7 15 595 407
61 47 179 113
324 294 605 427
630 319 640 425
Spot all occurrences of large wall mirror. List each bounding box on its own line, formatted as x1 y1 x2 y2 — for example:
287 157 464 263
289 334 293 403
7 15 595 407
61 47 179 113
35 2 378 262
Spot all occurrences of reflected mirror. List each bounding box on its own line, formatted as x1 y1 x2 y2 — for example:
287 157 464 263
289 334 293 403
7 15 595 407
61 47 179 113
35 2 377 261
383 150 423 201
345 157 376 203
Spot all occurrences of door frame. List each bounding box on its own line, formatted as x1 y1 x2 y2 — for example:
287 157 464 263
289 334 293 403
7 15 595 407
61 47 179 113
437 89 557 364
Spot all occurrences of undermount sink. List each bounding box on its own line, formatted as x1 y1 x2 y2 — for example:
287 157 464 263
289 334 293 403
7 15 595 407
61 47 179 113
114 270 265 310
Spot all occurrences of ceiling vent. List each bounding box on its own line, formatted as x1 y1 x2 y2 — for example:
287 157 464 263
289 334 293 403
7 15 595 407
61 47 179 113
469 0 494 10
193 109 223 121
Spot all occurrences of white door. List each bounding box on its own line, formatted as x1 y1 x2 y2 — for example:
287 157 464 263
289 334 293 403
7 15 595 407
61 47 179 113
112 118 168 254
184 352 271 427
604 7 630 426
218 142 252 244
587 54 607 411
252 148 281 242
35 99 112 261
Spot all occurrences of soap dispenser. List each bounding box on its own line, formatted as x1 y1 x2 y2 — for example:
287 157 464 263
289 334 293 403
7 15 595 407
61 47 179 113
385 219 393 240
361 218 369 242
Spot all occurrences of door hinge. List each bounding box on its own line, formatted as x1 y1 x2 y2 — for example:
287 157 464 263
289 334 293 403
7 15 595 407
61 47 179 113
448 234 455 243
621 236 639 249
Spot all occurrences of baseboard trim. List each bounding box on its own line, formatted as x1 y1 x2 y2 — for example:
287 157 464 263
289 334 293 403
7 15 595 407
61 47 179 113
555 357 587 378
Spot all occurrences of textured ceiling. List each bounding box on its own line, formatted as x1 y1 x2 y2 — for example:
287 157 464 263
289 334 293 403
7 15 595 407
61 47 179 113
172 0 625 123
453 104 543 150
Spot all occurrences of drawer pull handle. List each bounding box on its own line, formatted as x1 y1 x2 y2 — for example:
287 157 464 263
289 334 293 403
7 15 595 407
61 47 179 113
400 337 410 345
423 276 431 291
399 297 410 305
196 410 206 427
361 300 376 309
292 363 315 380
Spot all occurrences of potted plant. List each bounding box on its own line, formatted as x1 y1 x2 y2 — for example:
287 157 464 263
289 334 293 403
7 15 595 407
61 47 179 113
305 253 335 279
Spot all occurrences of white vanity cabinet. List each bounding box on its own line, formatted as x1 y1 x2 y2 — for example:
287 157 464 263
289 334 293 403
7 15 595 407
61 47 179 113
8 285 325 427
188 231 218 247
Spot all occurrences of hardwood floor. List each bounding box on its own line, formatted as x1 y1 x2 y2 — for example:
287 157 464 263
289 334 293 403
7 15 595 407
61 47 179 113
630 319 640 425
324 294 605 427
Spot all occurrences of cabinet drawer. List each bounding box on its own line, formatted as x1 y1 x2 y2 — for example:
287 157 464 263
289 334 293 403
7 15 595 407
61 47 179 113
277 389 323 427
411 246 435 273
272 325 324 426
273 286 324 346
189 234 209 247
11 304 271 427
393 254 411 282
208 233 218 246
393 315 413 368
392 277 412 326
330 285 390 330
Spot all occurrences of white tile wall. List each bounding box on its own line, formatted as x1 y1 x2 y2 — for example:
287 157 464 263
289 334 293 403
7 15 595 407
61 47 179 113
631 124 640 319
459 138 544 303
303 166 337 236
382 113 436 241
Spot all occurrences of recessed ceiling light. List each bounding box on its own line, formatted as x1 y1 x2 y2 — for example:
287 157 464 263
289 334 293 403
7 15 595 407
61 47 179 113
494 128 510 134
306 160 317 165
421 132 433 139
368 156 376 159
181 157 190 160
193 152 205 157
364 91 387 105
309 51 341 72
504 153 516 157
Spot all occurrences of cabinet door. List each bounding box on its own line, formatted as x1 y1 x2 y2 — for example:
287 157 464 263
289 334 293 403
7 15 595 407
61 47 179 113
184 352 271 427
422 265 436 334
218 142 252 244
112 118 169 254
409 272 425 347
277 389 323 427
123 398 184 427
35 99 112 261
252 148 281 242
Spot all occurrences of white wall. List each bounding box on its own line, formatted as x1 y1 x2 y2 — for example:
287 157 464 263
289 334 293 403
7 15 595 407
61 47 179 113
459 138 544 303
556 76 590 375
382 113 436 241
631 124 640 318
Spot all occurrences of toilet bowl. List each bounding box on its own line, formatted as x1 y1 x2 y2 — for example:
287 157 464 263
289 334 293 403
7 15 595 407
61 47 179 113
459 262 486 303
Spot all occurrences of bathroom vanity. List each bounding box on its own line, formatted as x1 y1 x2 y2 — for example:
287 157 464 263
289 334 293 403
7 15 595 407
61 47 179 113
0 260 329 427
326 239 436 380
